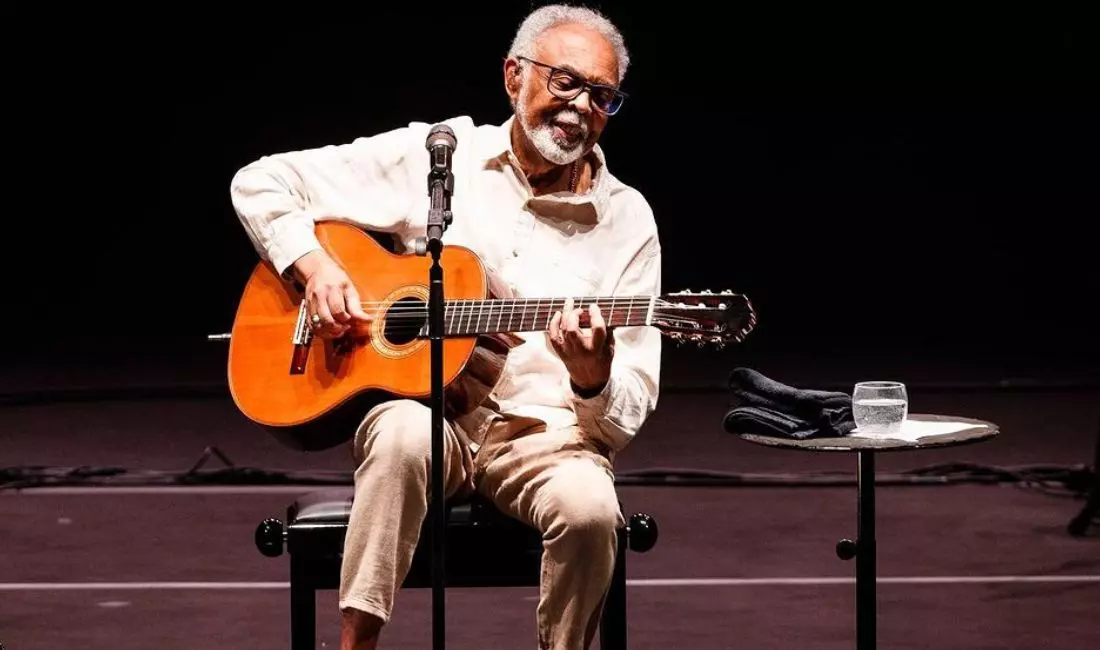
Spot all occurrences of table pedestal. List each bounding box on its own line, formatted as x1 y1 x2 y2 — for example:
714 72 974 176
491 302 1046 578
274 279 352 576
836 450 876 650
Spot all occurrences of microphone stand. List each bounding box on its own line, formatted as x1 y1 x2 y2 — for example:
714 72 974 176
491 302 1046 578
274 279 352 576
414 125 455 650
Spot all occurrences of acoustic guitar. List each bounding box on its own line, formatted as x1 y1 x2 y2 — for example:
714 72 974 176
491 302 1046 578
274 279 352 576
225 221 757 451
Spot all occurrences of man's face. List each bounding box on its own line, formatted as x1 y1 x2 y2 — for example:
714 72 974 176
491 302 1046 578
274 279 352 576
507 23 621 165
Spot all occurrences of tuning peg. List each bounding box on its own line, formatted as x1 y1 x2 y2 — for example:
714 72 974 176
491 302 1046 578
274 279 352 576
720 289 733 295
710 336 727 350
700 289 712 294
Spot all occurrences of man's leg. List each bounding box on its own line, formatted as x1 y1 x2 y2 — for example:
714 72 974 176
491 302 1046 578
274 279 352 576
476 425 622 650
339 399 473 650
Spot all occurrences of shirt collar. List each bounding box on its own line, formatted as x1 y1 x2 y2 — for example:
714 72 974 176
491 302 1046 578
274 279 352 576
479 116 613 222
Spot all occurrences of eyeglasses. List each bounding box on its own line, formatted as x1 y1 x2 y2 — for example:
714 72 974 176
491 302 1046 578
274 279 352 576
515 56 627 116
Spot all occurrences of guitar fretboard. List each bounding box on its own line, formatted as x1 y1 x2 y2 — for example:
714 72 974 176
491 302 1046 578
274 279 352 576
431 296 654 336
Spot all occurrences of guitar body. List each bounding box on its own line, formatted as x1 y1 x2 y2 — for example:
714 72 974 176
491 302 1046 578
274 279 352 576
227 221 518 451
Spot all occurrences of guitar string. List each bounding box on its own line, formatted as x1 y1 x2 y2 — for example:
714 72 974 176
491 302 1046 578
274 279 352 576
346 300 688 320
345 297 670 308
343 299 673 316
339 301 727 326
365 310 728 331
344 299 708 314
305 298 736 330
361 312 725 330
351 306 671 317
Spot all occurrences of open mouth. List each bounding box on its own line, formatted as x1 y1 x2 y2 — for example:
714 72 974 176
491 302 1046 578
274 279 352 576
552 121 584 140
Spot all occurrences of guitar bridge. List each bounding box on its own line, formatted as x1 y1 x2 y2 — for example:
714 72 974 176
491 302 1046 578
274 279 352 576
290 300 313 374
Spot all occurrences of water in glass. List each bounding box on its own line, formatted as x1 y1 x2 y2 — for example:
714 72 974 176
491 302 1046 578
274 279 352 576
853 381 908 436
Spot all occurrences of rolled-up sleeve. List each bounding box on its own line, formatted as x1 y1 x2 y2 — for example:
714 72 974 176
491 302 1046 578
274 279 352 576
570 233 663 452
229 124 422 277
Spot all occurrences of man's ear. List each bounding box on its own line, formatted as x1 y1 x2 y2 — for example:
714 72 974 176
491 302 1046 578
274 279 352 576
504 59 522 97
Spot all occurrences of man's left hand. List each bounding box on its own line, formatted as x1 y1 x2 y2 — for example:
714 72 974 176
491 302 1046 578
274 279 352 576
548 298 614 394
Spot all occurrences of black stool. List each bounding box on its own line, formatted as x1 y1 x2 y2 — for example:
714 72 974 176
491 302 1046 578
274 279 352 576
255 488 659 649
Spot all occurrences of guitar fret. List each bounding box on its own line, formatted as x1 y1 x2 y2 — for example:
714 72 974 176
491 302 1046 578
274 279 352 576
440 296 653 337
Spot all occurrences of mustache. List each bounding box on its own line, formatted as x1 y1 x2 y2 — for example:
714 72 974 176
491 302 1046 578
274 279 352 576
554 109 581 124
548 109 587 134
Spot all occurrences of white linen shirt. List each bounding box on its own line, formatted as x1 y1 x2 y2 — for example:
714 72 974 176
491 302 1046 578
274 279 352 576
229 115 662 454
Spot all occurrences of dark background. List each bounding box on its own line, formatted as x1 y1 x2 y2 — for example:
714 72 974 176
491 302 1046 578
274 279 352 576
2 6 1098 648
8 2 1097 392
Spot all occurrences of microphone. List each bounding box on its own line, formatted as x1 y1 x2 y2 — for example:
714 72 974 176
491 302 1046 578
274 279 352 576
426 124 457 173
422 124 457 251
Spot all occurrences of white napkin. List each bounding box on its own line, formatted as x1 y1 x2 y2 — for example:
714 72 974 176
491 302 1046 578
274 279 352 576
849 418 980 442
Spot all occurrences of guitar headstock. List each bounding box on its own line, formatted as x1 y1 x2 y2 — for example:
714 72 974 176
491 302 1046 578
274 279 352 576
652 289 757 349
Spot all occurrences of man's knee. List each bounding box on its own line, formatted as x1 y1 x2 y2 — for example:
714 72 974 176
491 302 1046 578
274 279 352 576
542 469 622 543
355 399 432 468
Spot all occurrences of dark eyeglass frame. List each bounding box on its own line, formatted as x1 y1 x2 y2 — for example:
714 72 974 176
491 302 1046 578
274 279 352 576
514 55 628 116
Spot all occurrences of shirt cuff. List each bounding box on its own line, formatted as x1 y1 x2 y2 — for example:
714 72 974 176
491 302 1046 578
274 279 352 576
569 376 613 412
569 376 626 455
267 219 323 279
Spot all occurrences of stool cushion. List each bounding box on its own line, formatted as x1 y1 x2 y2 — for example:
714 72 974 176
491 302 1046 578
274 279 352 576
284 487 544 589
290 488 355 523
288 487 490 527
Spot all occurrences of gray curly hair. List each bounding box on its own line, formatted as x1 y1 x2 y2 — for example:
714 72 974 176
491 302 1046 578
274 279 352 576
507 4 630 84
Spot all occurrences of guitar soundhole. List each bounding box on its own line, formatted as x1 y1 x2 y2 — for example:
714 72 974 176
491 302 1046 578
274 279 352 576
382 296 427 346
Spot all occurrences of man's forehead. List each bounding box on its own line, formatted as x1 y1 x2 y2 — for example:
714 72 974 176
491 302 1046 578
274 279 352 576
534 24 618 86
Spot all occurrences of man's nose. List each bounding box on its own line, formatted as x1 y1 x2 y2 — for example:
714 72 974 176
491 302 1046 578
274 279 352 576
568 89 593 115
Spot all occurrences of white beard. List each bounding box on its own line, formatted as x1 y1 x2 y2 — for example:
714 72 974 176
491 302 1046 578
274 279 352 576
516 94 587 165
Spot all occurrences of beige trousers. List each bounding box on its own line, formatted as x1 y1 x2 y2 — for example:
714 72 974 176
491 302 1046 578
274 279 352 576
338 399 623 650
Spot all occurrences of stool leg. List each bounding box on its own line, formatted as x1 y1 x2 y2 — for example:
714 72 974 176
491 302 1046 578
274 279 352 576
600 526 628 650
290 558 316 650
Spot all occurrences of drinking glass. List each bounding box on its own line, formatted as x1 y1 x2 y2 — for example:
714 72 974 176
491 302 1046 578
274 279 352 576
852 381 908 436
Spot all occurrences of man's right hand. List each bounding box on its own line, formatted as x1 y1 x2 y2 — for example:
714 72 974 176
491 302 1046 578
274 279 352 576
293 250 372 338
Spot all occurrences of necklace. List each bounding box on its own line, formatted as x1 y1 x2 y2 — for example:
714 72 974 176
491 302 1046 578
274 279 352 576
531 161 581 193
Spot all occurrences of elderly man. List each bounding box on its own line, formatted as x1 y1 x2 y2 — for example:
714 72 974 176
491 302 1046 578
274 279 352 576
230 4 661 648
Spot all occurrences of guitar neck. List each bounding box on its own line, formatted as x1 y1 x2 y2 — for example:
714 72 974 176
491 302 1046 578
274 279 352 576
441 296 654 336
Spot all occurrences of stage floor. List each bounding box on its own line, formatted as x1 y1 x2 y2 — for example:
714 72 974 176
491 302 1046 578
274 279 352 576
2 367 1098 649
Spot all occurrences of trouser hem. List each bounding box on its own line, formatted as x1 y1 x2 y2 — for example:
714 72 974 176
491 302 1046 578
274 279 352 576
338 596 391 624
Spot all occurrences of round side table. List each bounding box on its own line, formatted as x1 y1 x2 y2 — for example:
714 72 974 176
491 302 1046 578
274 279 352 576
738 413 999 650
